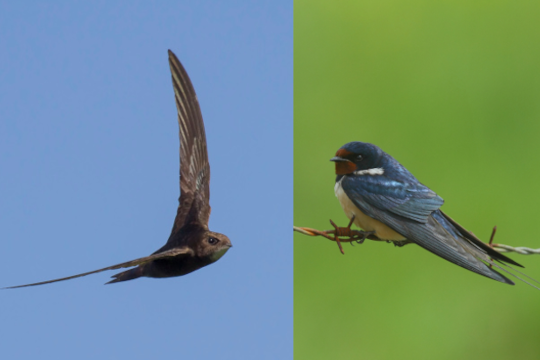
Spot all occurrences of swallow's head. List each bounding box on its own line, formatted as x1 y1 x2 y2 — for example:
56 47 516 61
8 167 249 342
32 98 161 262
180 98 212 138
199 231 232 262
330 142 384 176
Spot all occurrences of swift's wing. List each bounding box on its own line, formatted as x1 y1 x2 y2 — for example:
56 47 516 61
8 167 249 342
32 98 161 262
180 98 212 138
168 50 211 237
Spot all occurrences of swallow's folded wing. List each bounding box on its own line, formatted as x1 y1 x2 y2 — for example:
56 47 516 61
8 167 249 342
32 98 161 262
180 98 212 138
168 50 211 236
3 247 193 289
342 175 444 224
341 175 516 284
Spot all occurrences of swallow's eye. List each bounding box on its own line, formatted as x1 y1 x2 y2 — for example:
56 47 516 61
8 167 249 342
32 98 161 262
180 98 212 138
208 237 219 245
356 155 363 161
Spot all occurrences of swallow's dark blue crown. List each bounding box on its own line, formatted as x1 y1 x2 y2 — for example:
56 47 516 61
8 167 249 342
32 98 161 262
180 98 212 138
339 141 385 170
340 141 383 158
338 141 417 181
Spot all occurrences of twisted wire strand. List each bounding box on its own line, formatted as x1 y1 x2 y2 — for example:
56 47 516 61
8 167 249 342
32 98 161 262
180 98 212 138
491 244 540 255
294 226 540 255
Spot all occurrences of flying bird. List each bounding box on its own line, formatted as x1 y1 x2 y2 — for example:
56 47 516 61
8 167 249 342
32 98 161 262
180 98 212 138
331 141 537 287
4 50 231 289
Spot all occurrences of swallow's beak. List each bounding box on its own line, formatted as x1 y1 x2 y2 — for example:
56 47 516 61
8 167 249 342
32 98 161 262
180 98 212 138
330 156 351 162
331 155 356 175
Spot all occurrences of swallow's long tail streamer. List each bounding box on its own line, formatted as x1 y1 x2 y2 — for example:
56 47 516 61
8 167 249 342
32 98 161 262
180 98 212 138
490 262 540 290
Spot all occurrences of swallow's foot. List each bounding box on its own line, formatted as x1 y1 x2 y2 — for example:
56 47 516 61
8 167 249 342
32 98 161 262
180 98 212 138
354 230 376 245
392 239 414 247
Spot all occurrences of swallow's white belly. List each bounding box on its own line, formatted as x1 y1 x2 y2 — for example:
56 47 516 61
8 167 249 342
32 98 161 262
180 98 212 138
334 179 406 241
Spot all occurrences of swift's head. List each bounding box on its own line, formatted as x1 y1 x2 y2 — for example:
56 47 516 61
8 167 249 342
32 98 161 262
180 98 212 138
197 231 232 262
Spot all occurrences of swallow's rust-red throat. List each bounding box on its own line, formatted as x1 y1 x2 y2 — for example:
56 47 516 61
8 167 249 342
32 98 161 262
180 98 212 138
334 149 357 175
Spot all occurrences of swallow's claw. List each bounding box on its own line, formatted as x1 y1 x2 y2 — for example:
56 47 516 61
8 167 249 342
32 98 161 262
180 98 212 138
392 239 414 247
354 230 374 245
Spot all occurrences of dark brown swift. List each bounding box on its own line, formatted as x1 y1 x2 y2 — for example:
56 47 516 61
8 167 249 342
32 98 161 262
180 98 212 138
4 50 232 289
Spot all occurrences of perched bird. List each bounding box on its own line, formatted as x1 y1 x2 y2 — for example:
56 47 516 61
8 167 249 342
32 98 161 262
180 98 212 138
331 141 536 287
4 50 232 289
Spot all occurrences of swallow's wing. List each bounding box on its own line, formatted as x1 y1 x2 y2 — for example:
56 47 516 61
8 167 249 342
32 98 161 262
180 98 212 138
341 175 444 223
168 50 211 236
2 247 193 289
341 175 515 284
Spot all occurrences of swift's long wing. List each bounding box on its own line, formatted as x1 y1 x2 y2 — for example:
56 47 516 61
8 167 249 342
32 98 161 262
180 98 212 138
168 50 211 236
2 247 192 289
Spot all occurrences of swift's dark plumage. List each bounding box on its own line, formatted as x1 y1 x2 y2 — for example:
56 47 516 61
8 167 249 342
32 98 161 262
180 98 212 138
4 50 231 289
332 141 538 287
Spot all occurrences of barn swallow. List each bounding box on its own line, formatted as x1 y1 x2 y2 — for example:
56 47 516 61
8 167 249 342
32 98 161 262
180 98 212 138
331 141 536 286
4 50 231 289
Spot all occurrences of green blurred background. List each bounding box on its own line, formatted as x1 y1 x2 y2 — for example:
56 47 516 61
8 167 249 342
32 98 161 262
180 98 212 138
294 1 540 359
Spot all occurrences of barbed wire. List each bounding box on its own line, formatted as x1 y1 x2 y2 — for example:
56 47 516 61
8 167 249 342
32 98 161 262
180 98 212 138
294 224 540 256
490 244 540 255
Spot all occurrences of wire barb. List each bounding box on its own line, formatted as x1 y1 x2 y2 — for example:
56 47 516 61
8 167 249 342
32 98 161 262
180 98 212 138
293 220 380 254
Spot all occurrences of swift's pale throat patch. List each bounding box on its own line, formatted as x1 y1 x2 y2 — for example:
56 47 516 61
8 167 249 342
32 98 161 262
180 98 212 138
209 247 230 262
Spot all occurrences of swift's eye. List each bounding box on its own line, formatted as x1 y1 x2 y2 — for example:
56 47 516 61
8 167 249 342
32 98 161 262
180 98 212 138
208 237 219 245
356 155 363 161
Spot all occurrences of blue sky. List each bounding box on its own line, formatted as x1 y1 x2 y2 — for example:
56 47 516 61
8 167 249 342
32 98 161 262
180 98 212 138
0 1 292 359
